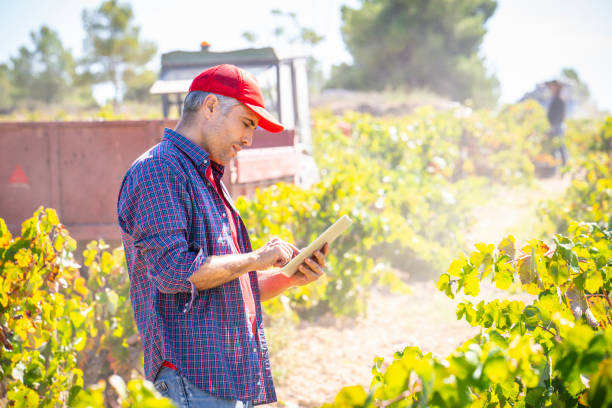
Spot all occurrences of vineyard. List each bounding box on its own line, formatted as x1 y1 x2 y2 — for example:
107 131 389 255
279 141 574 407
1 103 611 407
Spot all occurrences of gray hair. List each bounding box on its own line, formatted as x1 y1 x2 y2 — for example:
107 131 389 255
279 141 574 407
183 91 241 115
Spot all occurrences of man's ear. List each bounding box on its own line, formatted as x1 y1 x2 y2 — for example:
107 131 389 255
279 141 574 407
202 94 218 118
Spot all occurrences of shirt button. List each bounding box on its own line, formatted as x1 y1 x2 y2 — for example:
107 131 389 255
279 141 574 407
253 348 257 353
222 213 227 218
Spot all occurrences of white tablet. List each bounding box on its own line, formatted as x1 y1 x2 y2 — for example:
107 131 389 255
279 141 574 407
279 215 353 277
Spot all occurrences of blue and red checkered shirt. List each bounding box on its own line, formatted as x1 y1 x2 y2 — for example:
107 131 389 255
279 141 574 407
117 128 276 404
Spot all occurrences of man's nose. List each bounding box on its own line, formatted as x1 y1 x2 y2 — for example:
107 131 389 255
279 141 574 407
242 130 253 147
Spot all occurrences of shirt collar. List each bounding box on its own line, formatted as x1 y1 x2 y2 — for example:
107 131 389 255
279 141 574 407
163 128 225 178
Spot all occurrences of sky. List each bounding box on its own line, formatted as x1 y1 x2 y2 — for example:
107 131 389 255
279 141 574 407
0 0 611 112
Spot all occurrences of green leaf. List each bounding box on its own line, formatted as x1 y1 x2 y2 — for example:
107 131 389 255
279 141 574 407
23 362 44 387
585 268 604 293
383 360 410 396
518 256 536 284
556 350 579 380
587 359 612 408
462 271 480 296
45 208 60 225
436 273 454 298
333 385 369 407
494 262 513 290
448 255 467 277
107 290 119 314
497 236 516 259
525 387 546 406
483 353 508 383
70 310 87 328
8 387 40 408
522 305 540 331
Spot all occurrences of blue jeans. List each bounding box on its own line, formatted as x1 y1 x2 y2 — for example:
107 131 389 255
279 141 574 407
154 367 253 408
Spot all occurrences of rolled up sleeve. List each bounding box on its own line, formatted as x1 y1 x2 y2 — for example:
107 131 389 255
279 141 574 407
118 157 205 304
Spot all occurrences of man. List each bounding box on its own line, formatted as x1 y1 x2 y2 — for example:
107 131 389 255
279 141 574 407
546 80 568 166
117 64 329 407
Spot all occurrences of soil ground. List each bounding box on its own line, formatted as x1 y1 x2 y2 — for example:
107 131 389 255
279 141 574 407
266 176 570 407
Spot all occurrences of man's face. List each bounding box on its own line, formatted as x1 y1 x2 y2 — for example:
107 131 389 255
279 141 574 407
206 102 259 166
549 83 561 96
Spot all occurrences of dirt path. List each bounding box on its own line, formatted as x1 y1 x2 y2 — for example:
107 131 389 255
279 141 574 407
266 177 569 407
465 177 570 246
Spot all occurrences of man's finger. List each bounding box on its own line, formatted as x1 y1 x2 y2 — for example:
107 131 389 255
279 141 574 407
321 242 330 256
278 251 291 266
286 242 298 251
285 241 300 255
298 264 319 281
294 268 309 285
304 258 323 276
312 250 326 268
283 242 299 258
283 245 294 261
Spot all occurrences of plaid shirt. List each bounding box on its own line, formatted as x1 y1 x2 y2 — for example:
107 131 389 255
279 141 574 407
117 128 276 404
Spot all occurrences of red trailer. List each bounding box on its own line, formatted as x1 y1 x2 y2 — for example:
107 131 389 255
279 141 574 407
1 46 314 241
0 120 301 241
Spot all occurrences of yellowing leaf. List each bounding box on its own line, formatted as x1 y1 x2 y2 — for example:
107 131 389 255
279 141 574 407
585 268 604 293
463 272 480 296
74 277 89 297
494 263 513 290
497 236 516 259
448 255 466 277
483 354 508 383
15 248 33 268
332 385 368 407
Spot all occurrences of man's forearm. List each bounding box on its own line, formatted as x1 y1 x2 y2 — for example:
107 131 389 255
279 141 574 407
188 252 260 290
188 239 297 291
258 270 294 301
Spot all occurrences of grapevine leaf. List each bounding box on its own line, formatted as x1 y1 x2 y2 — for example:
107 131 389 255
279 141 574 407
330 385 369 407
564 286 598 327
494 262 513 290
585 268 604 293
462 272 480 296
587 359 612 408
448 257 465 278
522 306 541 331
436 273 454 298
483 353 508 383
518 255 536 284
497 236 516 259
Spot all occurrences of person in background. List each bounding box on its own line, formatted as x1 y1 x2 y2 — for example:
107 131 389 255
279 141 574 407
546 80 568 167
117 64 329 407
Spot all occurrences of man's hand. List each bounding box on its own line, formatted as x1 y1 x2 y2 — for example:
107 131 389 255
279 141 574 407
289 243 330 287
254 237 299 269
257 242 330 301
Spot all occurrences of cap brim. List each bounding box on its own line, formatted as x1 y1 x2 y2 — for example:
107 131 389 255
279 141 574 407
244 103 284 133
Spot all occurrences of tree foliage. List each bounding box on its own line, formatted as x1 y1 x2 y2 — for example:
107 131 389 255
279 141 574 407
81 0 157 104
242 9 326 94
7 26 75 106
0 64 14 112
331 0 500 107
123 69 158 103
562 67 591 99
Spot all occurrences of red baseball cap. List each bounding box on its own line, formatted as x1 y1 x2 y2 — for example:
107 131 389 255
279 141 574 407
189 64 284 133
